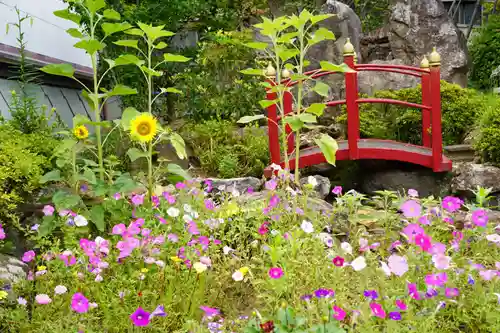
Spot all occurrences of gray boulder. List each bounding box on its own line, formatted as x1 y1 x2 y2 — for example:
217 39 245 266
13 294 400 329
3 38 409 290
451 162 500 194
300 175 331 199
0 254 27 298
209 177 263 194
389 0 469 87
357 59 419 95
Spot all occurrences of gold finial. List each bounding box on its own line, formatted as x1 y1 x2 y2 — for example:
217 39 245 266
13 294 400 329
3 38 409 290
420 55 430 69
265 62 276 77
282 68 291 78
354 52 358 65
343 38 355 56
429 47 441 67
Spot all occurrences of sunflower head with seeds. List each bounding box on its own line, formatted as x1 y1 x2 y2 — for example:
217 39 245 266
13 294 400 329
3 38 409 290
130 113 158 143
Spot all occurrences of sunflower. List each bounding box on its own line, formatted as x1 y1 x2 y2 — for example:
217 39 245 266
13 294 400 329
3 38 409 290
73 125 89 140
130 113 158 143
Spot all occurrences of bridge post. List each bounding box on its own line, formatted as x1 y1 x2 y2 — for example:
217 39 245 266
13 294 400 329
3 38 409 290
265 63 281 168
421 56 432 148
429 48 443 172
283 89 295 156
343 38 360 160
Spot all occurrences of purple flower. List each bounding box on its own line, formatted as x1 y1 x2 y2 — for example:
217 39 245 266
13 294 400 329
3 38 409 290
402 223 424 242
472 209 488 227
187 221 200 235
71 293 89 313
425 272 448 287
445 287 459 298
314 289 330 298
112 223 126 235
400 200 422 218
200 306 220 318
389 312 402 321
425 288 439 298
131 194 145 206
204 199 215 211
395 299 407 311
150 305 167 318
268 194 280 209
332 186 342 195
113 193 121 200
176 182 186 190
301 294 313 301
370 303 386 318
442 196 462 213
31 224 39 231
130 307 150 326
408 283 421 300
167 233 179 243
363 290 378 299
265 179 277 191
22 250 35 263
42 205 54 216
468 274 475 285
268 267 284 279
151 195 160 208
418 215 431 225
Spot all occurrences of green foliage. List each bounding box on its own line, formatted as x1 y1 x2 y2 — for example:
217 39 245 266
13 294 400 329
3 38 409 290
0 125 57 226
339 81 485 146
474 94 500 164
470 14 500 90
172 30 264 121
180 120 269 178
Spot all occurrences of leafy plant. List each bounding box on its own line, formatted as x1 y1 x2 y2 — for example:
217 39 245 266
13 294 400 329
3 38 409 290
475 94 500 165
470 14 500 90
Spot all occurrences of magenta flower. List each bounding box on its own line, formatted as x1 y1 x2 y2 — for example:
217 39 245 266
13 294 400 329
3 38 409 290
418 215 431 225
389 312 402 321
388 254 408 277
258 223 269 235
59 253 76 266
112 223 126 235
402 223 424 242
332 186 342 195
204 199 215 210
415 233 432 252
268 267 284 279
155 215 167 224
268 194 280 209
113 192 121 200
162 191 176 204
22 250 35 263
369 303 386 318
131 194 145 206
200 306 220 318
395 299 407 311
187 221 200 235
42 205 54 216
332 305 346 320
445 287 459 298
71 293 89 313
407 283 421 300
265 179 277 191
332 256 345 267
400 200 422 218
314 289 333 298
442 196 462 212
130 307 150 326
472 209 488 227
0 225 5 240
425 272 448 287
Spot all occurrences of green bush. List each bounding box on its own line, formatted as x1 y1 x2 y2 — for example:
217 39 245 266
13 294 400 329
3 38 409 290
470 14 500 90
339 81 485 146
474 94 500 164
0 125 57 225
180 120 269 178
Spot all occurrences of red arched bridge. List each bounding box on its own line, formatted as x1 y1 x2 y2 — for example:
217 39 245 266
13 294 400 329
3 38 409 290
263 42 452 177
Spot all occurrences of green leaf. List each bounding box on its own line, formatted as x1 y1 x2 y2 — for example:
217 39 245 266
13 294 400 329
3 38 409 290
104 58 115 68
306 103 326 116
166 163 191 180
66 28 83 38
102 22 132 37
40 170 62 184
240 68 265 76
52 190 81 211
137 22 174 42
73 114 91 128
113 40 139 50
314 134 339 166
53 9 81 25
86 0 106 14
284 115 304 131
298 113 317 123
125 28 144 36
90 205 105 232
155 42 168 49
170 133 187 160
277 32 299 43
83 159 99 167
309 27 336 45
237 115 266 124
320 61 355 73
81 168 97 185
103 9 120 20
279 48 300 62
160 87 182 95
121 107 140 130
140 66 163 77
107 84 137 97
74 39 105 55
40 63 75 78
39 216 56 237
313 81 330 97
259 99 277 109
311 14 334 25
163 54 190 62
115 54 144 67
245 42 268 50
127 148 147 162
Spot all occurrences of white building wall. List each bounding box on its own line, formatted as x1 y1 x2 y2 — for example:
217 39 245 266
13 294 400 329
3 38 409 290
0 0 91 68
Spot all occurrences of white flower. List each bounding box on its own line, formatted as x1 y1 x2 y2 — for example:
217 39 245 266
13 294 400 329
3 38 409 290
301 220 314 233
17 297 27 306
340 242 353 255
486 234 500 243
307 176 318 187
380 261 392 276
74 215 88 227
223 246 234 255
62 250 73 256
95 275 103 282
54 285 67 295
432 254 452 270
271 230 279 236
183 214 193 222
89 302 98 309
183 204 193 213
193 262 208 274
167 207 180 217
350 256 367 271
317 233 333 248
232 270 244 281
270 163 282 171
231 189 241 197
155 260 165 267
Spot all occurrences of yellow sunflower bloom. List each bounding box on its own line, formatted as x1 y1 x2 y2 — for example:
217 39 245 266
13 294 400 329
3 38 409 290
0 290 7 300
130 113 158 143
73 125 89 140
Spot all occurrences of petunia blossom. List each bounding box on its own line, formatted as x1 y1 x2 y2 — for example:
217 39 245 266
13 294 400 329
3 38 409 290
300 220 314 234
74 215 88 227
351 256 367 271
425 272 448 287
402 223 424 242
71 293 89 313
369 303 386 319
400 200 422 218
22 250 36 263
388 254 408 277
42 205 54 216
332 305 346 320
442 196 462 213
332 256 345 267
130 307 150 327
268 267 284 279
472 209 488 227
340 242 352 255
35 294 51 304
432 254 452 270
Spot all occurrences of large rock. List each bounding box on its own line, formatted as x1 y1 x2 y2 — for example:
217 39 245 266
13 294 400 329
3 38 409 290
300 175 331 199
0 254 27 290
357 59 419 95
389 0 469 87
451 162 500 194
209 177 263 194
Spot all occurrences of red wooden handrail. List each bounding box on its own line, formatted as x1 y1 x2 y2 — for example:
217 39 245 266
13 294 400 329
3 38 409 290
326 100 347 107
357 98 431 110
354 67 423 78
355 63 430 74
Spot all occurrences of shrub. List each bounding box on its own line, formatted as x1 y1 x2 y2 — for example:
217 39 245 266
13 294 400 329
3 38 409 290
470 14 500 90
474 94 500 164
0 125 57 227
180 120 269 178
339 81 485 146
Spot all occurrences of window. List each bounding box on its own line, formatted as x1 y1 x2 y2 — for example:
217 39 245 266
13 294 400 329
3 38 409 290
443 1 482 26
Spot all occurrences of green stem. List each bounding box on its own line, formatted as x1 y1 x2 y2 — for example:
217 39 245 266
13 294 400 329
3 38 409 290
148 143 153 198
147 42 154 199
294 26 305 184
72 146 78 192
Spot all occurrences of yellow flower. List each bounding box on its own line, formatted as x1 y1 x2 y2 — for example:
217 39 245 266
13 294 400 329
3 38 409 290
170 256 182 263
130 113 158 143
37 265 47 271
239 266 249 276
141 268 149 273
73 125 89 140
193 262 208 274
0 290 8 300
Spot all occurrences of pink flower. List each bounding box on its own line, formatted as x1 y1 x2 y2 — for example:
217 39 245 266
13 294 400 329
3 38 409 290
130 307 150 327
415 233 432 252
369 303 386 318
42 205 54 216
395 299 407 311
131 194 145 206
187 221 200 235
479 270 497 281
162 192 176 204
442 196 462 213
332 256 345 267
407 283 421 300
359 238 369 252
402 223 424 242
425 272 448 287
472 209 488 227
167 233 179 243
432 254 451 270
408 189 419 198
113 193 121 200
332 186 342 195
445 288 459 298
332 305 346 320
430 242 446 255
35 294 52 304
112 223 126 235
265 179 277 191
418 215 431 225
204 199 215 210
22 250 35 263
388 254 408 277
0 225 5 240
71 293 89 313
400 200 422 218
258 223 269 235
268 267 284 279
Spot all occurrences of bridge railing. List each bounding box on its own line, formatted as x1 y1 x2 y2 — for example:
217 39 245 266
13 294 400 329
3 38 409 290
265 40 443 172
